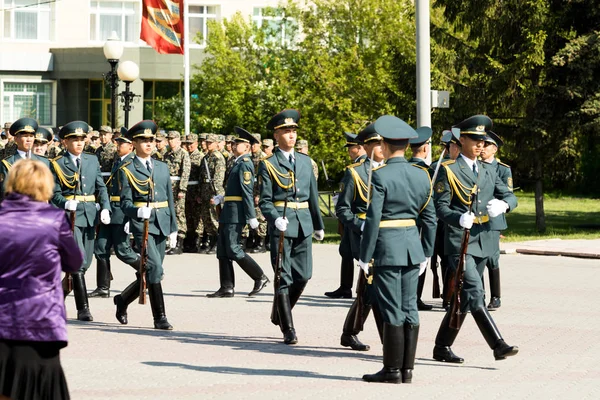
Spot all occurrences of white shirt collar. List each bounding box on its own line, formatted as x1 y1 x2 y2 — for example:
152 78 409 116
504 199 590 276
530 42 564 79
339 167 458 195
136 155 152 166
460 153 478 172
279 148 295 162
370 159 383 168
120 153 130 161
17 149 28 159
68 152 81 165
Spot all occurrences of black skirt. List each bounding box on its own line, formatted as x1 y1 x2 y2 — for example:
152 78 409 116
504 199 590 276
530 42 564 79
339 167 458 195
0 340 70 400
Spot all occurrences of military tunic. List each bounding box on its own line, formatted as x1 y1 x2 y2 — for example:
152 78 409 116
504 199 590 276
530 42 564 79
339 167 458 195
0 152 51 199
50 153 110 272
360 157 436 326
258 148 324 294
119 157 178 284
165 147 191 238
199 150 225 236
434 155 517 312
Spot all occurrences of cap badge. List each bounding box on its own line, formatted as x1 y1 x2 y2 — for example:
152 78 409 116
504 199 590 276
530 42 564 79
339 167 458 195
476 125 485 132
144 128 152 135
24 125 34 132
35 133 43 139
284 118 294 125
75 127 84 134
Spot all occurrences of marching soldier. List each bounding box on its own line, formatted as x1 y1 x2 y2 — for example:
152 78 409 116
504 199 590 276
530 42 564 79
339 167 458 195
116 120 177 330
207 127 270 298
295 140 318 180
164 131 191 254
182 133 204 252
408 127 435 311
89 135 141 298
258 109 325 345
95 125 117 175
199 134 226 254
359 116 436 384
334 130 385 352
50 121 111 321
0 119 51 199
432 115 518 364
32 127 53 157
262 138 274 156
152 130 168 161
480 131 513 309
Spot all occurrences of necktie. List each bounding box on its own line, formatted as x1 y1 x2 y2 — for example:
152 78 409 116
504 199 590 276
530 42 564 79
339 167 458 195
146 160 152 174
289 154 295 171
76 158 81 170
472 163 478 177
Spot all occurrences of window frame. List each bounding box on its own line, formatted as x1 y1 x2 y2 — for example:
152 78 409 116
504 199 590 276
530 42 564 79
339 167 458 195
2 0 53 42
251 6 296 47
1 79 56 127
89 0 138 43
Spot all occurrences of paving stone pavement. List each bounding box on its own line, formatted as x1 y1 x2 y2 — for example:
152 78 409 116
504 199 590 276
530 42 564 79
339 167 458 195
62 243 600 399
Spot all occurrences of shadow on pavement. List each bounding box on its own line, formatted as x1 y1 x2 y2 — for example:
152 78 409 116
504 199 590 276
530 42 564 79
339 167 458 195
141 361 358 381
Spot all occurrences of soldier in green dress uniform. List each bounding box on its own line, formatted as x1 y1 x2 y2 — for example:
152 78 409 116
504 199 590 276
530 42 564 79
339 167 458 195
259 109 325 345
89 135 141 298
50 121 111 322
408 126 436 312
359 116 436 384
0 118 51 199
432 115 518 364
116 120 177 330
206 127 270 298
480 131 513 310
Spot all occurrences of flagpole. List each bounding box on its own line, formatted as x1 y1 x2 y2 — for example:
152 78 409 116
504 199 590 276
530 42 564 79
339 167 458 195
183 0 190 136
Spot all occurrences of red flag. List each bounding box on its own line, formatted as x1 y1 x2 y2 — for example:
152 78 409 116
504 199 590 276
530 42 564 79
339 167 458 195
140 0 184 55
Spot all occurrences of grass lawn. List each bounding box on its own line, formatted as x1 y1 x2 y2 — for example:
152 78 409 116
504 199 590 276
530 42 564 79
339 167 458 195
319 191 600 244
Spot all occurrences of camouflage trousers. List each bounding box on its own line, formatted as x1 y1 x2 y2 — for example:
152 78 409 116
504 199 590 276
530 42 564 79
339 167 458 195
173 188 187 239
186 187 203 239
199 185 219 236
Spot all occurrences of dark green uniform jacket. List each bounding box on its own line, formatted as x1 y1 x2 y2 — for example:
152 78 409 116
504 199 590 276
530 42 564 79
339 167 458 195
0 152 50 197
219 154 256 224
106 152 135 225
360 157 436 266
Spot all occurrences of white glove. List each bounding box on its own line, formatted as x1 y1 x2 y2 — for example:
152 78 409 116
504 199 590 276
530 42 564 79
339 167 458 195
332 194 339 206
360 221 365 232
358 260 370 274
212 195 225 205
275 217 289 232
487 199 509 218
100 209 111 225
248 218 259 230
65 200 79 211
95 203 101 211
169 232 177 248
123 221 130 234
419 257 431 276
313 229 325 241
459 212 475 229
137 206 152 220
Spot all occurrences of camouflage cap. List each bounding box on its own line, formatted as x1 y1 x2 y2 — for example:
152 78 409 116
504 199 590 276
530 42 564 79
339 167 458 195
167 130 182 139
295 139 308 149
3 122 12 130
225 135 236 142
155 130 167 140
252 133 262 143
184 133 198 143
216 134 226 142
90 130 100 138
99 125 112 133
199 133 208 140
205 133 219 142
262 138 274 147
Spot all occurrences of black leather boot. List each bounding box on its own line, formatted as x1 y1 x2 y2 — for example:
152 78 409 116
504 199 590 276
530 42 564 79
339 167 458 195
113 278 140 325
341 298 370 351
251 237 266 253
207 259 235 298
487 268 502 310
278 293 297 344
89 258 111 298
416 271 432 310
472 306 518 360
289 281 307 309
363 323 403 383
149 283 173 330
199 235 208 251
236 254 269 296
166 237 184 255
433 309 466 363
204 235 217 254
325 257 353 298
72 272 93 322
402 324 419 383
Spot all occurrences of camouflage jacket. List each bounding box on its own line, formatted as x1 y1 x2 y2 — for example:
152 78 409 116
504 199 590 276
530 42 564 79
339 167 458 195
47 145 64 160
96 142 117 173
252 150 267 196
199 150 225 196
152 147 168 161
188 148 204 191
1 141 17 159
164 147 191 193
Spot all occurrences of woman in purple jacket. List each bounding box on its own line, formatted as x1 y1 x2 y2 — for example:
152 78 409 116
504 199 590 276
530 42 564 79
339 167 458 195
0 159 83 400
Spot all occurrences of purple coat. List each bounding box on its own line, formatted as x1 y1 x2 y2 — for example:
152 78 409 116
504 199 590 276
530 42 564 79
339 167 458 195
0 193 83 345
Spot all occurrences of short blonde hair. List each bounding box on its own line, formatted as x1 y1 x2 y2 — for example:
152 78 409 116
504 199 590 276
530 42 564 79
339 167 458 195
5 159 54 202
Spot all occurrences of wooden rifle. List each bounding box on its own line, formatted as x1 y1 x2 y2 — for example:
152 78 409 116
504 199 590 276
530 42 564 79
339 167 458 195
429 146 447 299
138 171 153 305
270 196 288 324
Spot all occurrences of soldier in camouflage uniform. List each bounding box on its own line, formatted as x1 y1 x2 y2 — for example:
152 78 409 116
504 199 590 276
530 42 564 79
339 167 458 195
183 133 205 252
262 138 274 156
199 133 208 153
248 133 268 253
95 125 117 181
152 130 168 161
225 134 235 155
47 138 64 160
199 134 225 254
224 135 237 184
1 122 17 159
296 139 319 180
164 130 191 255
84 130 100 154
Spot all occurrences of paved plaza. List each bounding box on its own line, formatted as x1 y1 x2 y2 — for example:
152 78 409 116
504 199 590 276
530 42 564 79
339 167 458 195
63 242 600 399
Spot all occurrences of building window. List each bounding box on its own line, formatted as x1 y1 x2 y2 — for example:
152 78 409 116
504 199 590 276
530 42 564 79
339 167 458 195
252 7 296 46
89 1 137 42
2 82 53 125
143 80 182 120
88 80 112 130
3 0 52 41
188 5 218 46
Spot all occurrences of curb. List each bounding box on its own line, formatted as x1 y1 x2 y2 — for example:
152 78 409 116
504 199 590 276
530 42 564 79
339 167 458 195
501 248 600 259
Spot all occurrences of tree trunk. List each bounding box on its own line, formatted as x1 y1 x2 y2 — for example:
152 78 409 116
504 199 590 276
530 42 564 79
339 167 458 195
533 138 546 233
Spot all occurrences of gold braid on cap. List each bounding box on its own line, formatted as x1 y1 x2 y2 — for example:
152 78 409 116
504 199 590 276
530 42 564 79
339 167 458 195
443 165 477 205
51 160 78 189
262 159 295 189
120 165 154 195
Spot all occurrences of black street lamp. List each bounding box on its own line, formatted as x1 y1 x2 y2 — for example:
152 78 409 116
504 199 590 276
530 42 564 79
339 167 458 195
102 31 124 129
117 61 140 128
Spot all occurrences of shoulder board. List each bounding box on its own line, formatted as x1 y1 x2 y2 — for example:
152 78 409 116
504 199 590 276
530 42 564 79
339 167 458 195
497 161 511 168
441 160 455 166
412 164 428 171
119 161 132 169
345 159 365 170
373 164 387 171
51 155 63 162
263 154 274 160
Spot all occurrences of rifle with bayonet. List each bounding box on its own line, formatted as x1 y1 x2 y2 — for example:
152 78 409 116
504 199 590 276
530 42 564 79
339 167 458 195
204 157 221 218
429 145 447 299
138 170 153 305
